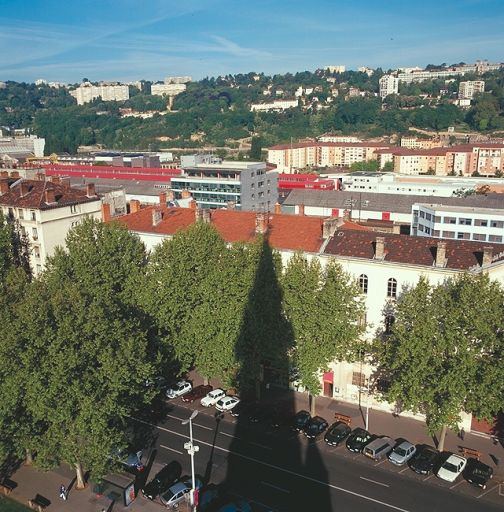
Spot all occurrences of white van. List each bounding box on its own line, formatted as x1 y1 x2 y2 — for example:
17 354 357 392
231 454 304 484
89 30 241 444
363 436 394 461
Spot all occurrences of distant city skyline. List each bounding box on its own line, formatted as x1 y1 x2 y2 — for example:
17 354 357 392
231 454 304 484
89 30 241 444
1 0 504 83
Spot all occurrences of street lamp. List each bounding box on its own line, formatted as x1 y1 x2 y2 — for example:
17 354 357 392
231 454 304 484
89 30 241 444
182 410 200 511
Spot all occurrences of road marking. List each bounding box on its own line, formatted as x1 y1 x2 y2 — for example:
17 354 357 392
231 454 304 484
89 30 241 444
194 423 212 431
167 412 212 431
423 474 433 482
260 481 291 494
374 459 387 467
449 480 464 490
132 417 411 512
220 431 236 438
476 484 499 498
359 476 390 488
399 467 409 474
160 444 183 455
249 441 272 450
167 413 185 421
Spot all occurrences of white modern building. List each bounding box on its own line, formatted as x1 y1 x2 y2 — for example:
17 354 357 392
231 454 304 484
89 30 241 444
412 203 504 244
0 136 45 158
172 154 278 211
250 99 298 112
379 75 399 99
326 65 346 73
0 177 102 276
458 80 485 100
70 82 129 105
151 83 187 96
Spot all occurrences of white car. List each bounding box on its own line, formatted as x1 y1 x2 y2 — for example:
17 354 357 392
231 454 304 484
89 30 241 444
200 388 226 407
215 395 240 412
166 380 192 399
436 453 467 482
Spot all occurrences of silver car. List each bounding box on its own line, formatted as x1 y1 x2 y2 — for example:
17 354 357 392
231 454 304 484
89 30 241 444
160 482 190 508
388 441 416 465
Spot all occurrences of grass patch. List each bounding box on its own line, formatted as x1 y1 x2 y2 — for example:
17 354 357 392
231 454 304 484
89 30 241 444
0 497 31 511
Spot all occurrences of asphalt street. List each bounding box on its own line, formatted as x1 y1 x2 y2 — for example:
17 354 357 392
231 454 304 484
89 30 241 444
133 401 504 512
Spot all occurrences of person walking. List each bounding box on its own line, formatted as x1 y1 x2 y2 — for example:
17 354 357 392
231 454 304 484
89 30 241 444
59 484 67 501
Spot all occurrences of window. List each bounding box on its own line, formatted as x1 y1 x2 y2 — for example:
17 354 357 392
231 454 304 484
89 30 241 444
7 208 14 220
70 204 77 213
36 265 42 274
444 216 456 224
31 210 36 221
358 312 367 327
387 278 397 299
18 209 24 220
457 232 470 240
32 227 38 240
472 233 486 241
359 274 368 294
442 231 455 238
491 220 503 228
489 235 503 243
419 210 425 218
433 230 440 237
33 246 40 259
352 371 366 387
258 181 264 187
475 219 488 227
425 227 431 235
434 216 441 223
459 218 472 226
384 314 395 335
425 213 432 221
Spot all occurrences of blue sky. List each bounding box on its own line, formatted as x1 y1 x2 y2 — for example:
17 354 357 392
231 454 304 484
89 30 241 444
0 0 503 83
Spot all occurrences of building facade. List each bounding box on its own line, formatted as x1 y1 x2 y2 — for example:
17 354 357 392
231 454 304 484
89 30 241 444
412 203 504 244
0 177 102 276
171 155 278 211
250 99 298 112
70 82 129 105
379 75 399 98
458 81 485 100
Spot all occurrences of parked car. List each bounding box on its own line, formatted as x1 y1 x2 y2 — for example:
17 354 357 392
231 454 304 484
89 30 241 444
436 453 467 482
292 410 311 431
363 436 395 461
159 477 203 508
201 389 226 407
324 422 352 446
182 384 213 403
215 395 240 412
409 445 439 475
166 380 192 399
388 440 417 466
464 458 493 489
303 416 329 439
142 461 182 500
114 449 145 473
346 428 372 453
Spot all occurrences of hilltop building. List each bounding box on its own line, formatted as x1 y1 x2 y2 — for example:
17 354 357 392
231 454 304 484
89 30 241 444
379 75 399 99
70 82 129 105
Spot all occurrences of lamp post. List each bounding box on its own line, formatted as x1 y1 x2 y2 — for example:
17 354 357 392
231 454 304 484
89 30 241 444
182 410 200 511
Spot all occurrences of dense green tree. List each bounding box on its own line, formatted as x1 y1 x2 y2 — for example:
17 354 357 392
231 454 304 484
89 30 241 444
282 255 364 414
249 136 263 160
19 219 155 487
378 274 504 451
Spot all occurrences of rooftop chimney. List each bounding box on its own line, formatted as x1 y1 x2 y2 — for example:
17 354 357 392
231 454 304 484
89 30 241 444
202 209 211 223
374 236 386 260
86 183 96 197
226 201 236 210
130 199 141 214
181 189 191 199
101 202 111 223
323 217 340 239
152 208 163 227
274 202 281 215
0 180 9 195
255 212 268 234
482 246 493 267
19 181 30 197
159 192 167 205
435 241 447 268
44 187 56 204
167 189 175 201
195 207 204 222
298 204 305 216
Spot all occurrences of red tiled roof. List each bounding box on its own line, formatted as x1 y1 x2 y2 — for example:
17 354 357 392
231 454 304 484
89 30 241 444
375 143 504 157
116 206 325 252
324 229 504 270
269 142 392 150
0 179 100 209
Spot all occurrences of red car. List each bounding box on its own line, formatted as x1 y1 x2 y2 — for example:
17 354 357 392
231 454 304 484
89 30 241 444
182 384 213 403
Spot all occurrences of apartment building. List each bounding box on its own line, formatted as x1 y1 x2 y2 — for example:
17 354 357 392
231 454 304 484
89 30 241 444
412 203 504 244
379 75 399 99
70 82 129 105
318 134 362 143
325 65 346 73
171 154 278 211
458 80 485 100
268 141 391 172
376 144 504 176
0 136 45 158
400 137 442 149
0 177 102 276
151 83 187 96
250 99 298 112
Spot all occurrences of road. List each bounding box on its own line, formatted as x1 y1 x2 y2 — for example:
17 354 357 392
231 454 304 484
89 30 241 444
133 401 504 512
